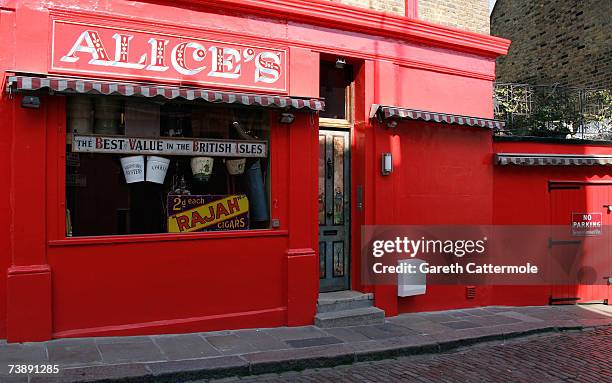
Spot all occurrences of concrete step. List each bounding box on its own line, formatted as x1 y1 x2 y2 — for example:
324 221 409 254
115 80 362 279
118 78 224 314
314 306 385 328
317 291 374 313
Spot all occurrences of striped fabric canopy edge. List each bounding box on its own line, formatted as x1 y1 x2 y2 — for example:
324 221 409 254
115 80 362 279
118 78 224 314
5 75 325 111
370 104 505 130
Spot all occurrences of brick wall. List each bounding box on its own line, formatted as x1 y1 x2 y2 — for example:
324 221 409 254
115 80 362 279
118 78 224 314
419 0 490 34
326 0 405 15
491 0 612 88
322 0 491 34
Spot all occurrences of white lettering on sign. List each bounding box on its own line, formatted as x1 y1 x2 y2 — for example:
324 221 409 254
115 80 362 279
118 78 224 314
571 212 603 236
72 135 267 158
52 20 287 92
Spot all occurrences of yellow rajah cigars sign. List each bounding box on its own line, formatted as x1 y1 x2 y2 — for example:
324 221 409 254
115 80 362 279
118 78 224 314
167 194 249 233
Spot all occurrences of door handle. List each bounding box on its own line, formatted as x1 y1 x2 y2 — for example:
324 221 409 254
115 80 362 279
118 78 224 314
326 158 332 179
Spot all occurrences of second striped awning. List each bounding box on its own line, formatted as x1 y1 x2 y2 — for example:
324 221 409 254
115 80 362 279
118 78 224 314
370 104 505 130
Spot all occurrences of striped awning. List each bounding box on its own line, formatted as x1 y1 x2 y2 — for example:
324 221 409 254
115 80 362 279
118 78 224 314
370 104 504 130
5 75 325 111
496 153 612 166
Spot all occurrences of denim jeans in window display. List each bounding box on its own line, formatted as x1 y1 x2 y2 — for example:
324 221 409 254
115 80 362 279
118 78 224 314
245 159 269 222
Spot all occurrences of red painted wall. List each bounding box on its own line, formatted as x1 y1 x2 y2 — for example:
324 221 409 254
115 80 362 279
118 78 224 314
0 0 509 340
493 140 612 306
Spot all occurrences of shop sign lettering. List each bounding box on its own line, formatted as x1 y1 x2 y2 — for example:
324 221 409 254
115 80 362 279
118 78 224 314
167 194 249 232
571 212 602 236
72 135 267 158
51 19 287 92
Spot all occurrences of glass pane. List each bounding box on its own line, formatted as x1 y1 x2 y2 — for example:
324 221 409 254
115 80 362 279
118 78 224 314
333 135 344 225
319 61 351 120
333 241 344 277
319 242 326 279
318 135 326 225
66 96 271 236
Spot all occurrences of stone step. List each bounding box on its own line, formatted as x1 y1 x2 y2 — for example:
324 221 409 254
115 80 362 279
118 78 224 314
317 291 374 313
314 306 385 328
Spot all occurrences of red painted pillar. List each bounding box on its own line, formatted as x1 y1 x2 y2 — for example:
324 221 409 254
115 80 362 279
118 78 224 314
371 60 399 316
6 94 54 342
405 0 418 19
284 112 319 326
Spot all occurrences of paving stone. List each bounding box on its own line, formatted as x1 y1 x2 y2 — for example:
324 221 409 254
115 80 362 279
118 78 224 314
497 311 545 323
47 338 102 366
285 336 343 348
243 343 354 374
234 329 289 351
350 323 409 340
0 343 48 370
263 326 329 341
440 320 483 330
146 355 249 380
417 313 457 323
389 319 451 335
206 334 257 355
323 327 373 342
30 363 152 383
154 333 221 360
97 337 165 363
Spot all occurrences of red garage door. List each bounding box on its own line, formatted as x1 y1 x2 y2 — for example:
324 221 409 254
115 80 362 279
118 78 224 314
549 182 611 304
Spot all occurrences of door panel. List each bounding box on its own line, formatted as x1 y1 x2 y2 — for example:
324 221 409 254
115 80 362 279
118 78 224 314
549 184 611 304
319 130 350 292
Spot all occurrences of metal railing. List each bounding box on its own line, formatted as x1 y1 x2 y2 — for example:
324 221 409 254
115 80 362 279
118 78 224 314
493 83 612 140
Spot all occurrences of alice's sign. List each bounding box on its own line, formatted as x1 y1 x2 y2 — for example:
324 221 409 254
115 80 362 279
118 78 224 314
167 194 249 232
72 135 267 158
51 19 287 92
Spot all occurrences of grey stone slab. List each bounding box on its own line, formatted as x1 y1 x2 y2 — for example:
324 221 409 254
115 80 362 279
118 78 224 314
441 320 483 330
94 335 152 344
97 338 166 364
418 312 458 323
146 355 249 380
323 327 373 342
30 363 152 383
0 376 28 383
263 326 328 341
350 323 411 340
47 338 102 366
0 343 48 369
497 311 545 323
447 310 473 318
205 334 256 355
389 318 451 335
153 333 221 360
234 329 289 351
285 336 343 348
243 343 354 374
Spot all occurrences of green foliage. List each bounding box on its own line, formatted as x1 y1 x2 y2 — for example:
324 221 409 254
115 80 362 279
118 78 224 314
494 84 612 139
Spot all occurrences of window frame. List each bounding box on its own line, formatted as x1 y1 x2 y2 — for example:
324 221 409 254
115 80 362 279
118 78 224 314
50 95 284 244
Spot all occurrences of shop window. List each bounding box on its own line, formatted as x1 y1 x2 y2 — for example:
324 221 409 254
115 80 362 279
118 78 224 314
65 96 271 237
319 60 353 123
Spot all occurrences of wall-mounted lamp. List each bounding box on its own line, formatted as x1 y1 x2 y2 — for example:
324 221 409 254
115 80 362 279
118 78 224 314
278 112 295 124
382 153 393 176
386 120 398 129
21 95 40 109
335 57 346 69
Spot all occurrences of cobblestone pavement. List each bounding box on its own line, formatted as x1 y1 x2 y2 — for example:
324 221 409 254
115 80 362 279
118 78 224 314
207 327 612 383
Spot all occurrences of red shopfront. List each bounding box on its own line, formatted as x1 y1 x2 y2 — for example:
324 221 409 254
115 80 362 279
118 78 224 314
0 0 511 342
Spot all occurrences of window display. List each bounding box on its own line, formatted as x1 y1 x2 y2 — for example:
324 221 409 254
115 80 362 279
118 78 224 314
65 95 271 236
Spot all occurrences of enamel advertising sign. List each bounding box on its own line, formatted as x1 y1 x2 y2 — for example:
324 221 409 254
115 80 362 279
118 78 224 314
72 135 267 158
571 212 602 236
51 19 287 93
167 195 249 233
